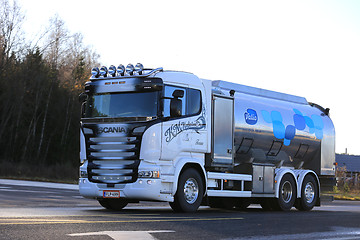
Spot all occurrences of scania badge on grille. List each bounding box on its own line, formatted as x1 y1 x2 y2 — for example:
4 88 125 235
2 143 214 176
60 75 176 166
97 126 127 134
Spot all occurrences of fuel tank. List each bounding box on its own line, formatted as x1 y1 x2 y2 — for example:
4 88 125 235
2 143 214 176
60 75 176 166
212 81 335 176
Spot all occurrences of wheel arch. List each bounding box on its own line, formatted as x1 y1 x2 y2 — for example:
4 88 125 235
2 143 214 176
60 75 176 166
293 170 320 204
172 158 206 197
274 168 298 199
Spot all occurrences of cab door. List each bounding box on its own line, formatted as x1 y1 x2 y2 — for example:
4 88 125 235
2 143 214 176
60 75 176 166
161 85 190 160
160 85 206 160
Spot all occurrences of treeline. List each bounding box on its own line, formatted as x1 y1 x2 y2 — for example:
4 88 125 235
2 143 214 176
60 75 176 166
0 0 99 181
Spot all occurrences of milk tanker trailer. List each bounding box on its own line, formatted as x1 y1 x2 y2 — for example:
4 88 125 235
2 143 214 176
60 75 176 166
78 64 335 212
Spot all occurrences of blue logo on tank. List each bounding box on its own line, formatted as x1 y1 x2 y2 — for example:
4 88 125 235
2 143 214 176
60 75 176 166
245 109 258 125
261 109 324 146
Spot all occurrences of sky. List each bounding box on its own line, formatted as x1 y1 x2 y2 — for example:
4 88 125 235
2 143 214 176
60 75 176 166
17 0 360 155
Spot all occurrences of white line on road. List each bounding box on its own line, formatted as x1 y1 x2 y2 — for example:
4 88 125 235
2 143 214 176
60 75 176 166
228 227 360 240
0 179 78 190
68 230 175 240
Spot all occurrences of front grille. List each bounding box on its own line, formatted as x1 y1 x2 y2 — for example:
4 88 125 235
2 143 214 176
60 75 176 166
82 123 145 184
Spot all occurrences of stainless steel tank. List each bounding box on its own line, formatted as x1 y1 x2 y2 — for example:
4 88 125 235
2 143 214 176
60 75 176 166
212 80 335 176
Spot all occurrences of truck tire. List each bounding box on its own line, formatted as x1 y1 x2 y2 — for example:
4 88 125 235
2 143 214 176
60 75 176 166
170 168 204 212
296 174 318 211
98 198 128 211
274 174 296 211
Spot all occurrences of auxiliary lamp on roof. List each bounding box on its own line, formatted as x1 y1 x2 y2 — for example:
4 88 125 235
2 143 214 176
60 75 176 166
91 63 147 78
99 66 108 77
126 64 135 75
117 64 125 76
108 65 116 77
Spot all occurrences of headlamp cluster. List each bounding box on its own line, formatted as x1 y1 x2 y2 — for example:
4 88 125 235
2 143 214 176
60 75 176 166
138 170 160 179
91 63 144 78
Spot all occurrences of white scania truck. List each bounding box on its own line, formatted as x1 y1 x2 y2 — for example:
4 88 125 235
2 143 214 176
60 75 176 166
78 64 335 212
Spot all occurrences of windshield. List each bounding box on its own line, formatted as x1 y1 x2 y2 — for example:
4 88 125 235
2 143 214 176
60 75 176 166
85 92 158 118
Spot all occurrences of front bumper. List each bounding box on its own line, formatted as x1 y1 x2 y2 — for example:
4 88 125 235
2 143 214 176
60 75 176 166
79 178 173 202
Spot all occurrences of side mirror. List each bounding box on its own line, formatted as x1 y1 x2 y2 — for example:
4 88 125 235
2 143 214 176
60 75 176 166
170 98 182 117
169 89 184 117
79 92 87 103
172 89 184 99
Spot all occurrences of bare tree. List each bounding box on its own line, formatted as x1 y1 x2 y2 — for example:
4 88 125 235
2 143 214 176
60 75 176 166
0 0 25 162
35 15 69 162
37 15 100 162
0 0 25 63
59 32 99 149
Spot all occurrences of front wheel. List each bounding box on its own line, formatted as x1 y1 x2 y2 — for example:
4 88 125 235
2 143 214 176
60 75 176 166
170 168 204 213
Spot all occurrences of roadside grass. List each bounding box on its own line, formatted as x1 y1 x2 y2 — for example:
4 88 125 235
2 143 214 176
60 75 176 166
332 166 360 201
327 188 360 201
0 160 78 184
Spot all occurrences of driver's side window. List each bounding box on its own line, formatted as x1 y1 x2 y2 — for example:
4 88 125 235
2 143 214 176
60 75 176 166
163 86 186 118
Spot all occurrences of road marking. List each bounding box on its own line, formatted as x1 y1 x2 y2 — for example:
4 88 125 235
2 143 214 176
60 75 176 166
0 217 244 225
69 230 175 240
0 179 77 190
0 189 57 193
72 196 85 199
232 227 360 240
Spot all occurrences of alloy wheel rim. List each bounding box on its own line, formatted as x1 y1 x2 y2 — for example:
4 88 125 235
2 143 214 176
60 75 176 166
281 181 293 203
183 178 199 204
304 182 315 203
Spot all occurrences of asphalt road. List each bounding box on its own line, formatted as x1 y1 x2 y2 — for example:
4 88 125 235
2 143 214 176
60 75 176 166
1 179 360 240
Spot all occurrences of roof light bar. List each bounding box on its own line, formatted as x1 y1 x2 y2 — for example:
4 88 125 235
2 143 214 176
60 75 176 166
90 63 163 79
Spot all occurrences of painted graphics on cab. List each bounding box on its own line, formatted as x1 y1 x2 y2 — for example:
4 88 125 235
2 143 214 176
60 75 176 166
164 106 206 143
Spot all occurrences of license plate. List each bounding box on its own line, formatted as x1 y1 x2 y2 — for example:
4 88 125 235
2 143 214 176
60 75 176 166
103 190 120 198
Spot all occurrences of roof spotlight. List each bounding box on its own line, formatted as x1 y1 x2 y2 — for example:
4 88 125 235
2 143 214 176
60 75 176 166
91 67 100 78
108 65 116 77
135 63 144 75
117 64 125 76
99 66 108 77
126 64 135 75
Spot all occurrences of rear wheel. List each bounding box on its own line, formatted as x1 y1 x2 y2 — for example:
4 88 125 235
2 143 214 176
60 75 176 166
98 198 128 211
273 174 296 211
296 174 318 211
170 168 204 213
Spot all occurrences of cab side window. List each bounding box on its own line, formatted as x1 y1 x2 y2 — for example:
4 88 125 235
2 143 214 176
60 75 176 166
187 88 201 115
163 86 186 118
163 85 202 118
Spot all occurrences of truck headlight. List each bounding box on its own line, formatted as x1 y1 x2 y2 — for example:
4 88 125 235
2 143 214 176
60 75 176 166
138 170 160 178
